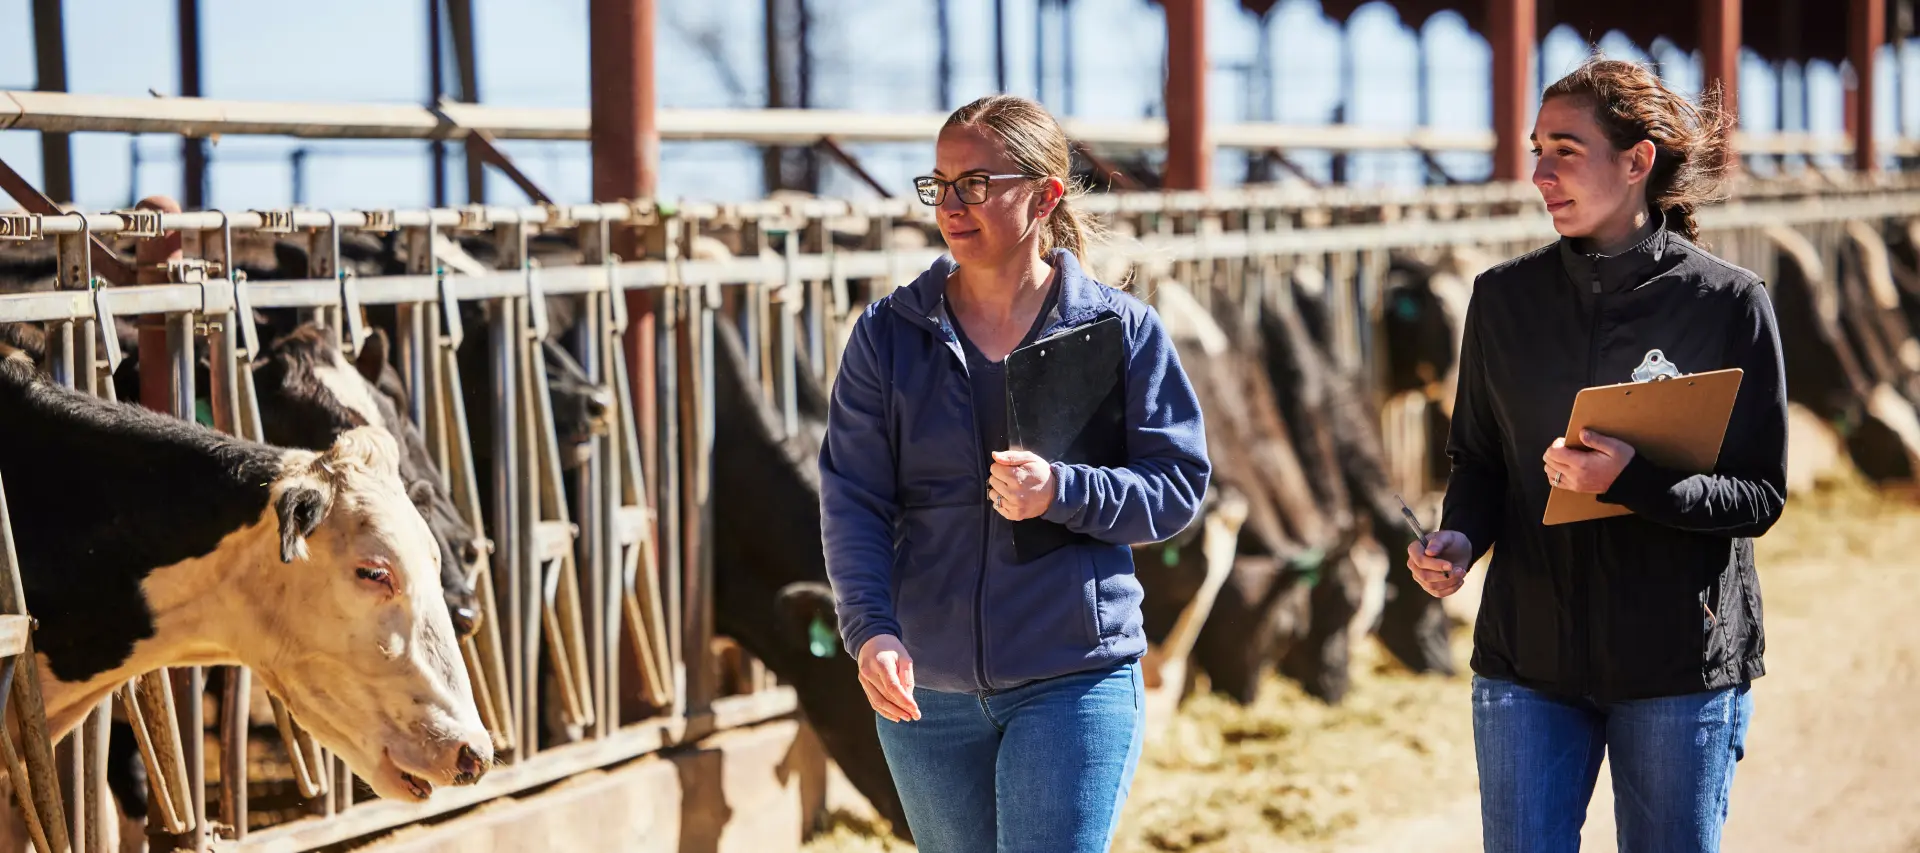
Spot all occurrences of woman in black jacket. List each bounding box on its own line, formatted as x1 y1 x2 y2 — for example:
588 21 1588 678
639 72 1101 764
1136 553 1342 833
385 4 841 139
1406 58 1787 853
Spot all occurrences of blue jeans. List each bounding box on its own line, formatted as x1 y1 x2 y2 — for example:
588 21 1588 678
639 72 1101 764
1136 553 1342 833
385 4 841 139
874 659 1144 853
1471 675 1754 853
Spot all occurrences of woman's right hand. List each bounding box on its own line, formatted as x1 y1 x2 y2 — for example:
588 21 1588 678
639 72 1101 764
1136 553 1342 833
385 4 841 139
857 634 921 723
1405 531 1474 598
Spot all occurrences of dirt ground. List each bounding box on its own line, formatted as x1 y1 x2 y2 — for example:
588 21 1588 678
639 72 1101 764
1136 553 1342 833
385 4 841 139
802 474 1920 853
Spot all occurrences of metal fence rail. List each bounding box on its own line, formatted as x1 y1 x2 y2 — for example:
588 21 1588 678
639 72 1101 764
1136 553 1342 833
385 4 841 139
8 90 1920 160
1 176 1918 851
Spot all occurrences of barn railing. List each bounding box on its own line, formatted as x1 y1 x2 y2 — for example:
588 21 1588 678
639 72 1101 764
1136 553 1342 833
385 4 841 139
8 89 1920 162
2 176 1919 851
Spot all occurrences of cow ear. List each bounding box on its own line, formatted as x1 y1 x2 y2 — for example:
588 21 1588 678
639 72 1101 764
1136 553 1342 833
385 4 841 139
275 485 330 564
406 479 435 511
354 326 390 386
773 582 840 658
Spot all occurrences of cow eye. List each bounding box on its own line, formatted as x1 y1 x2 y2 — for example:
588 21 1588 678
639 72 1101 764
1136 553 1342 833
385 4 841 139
356 564 395 591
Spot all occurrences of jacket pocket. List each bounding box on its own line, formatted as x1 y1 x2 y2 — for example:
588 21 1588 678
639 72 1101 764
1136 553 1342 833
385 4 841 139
1080 548 1103 644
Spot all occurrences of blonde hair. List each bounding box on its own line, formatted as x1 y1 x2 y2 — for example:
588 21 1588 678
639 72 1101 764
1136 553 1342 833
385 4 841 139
943 95 1113 276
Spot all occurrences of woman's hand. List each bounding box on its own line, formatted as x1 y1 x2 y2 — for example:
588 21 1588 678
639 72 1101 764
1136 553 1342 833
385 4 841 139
1405 530 1474 598
857 634 921 723
988 450 1055 521
1543 428 1637 494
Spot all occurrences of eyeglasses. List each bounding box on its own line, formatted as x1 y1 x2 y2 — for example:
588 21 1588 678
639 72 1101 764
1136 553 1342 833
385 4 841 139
912 173 1039 206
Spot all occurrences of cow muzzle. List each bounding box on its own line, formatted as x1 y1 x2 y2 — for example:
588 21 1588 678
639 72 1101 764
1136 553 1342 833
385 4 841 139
379 730 493 801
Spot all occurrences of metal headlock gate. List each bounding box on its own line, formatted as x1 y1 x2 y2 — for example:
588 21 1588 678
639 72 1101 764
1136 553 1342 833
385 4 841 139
0 174 1918 852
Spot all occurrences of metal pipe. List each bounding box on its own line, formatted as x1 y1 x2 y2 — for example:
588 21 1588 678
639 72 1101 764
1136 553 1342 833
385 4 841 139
589 0 659 199
429 0 448 206
1701 0 1741 137
447 0 484 203
1852 0 1886 171
1163 0 1209 190
30 0 72 205
179 0 206 209
489 297 524 755
1488 0 1535 181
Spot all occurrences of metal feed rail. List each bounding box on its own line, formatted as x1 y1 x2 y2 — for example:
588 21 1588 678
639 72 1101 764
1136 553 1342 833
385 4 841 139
1 182 1918 851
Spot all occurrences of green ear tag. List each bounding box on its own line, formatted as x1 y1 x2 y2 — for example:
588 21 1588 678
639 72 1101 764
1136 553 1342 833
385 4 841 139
195 397 215 428
808 613 839 659
1162 545 1181 567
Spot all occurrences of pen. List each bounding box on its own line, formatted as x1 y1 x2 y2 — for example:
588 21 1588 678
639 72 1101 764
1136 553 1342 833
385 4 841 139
1394 493 1431 550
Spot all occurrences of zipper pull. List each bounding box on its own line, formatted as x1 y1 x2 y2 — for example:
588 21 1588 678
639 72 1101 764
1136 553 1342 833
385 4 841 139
1591 273 1601 295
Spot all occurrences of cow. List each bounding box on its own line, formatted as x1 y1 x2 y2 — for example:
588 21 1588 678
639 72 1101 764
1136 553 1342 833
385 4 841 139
99 319 488 642
1767 225 1920 482
0 350 492 808
706 315 910 837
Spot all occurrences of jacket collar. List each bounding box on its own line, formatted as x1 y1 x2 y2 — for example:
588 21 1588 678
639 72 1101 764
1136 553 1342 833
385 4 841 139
890 248 1109 337
1556 207 1672 295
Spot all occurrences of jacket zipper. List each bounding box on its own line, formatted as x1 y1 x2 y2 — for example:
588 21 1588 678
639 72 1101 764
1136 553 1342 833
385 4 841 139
943 320 993 693
1575 270 1602 695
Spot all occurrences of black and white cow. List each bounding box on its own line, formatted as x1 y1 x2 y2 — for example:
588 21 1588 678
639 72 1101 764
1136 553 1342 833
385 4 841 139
0 349 491 802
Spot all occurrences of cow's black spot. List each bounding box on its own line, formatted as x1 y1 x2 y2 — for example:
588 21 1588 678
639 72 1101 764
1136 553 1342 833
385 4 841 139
0 358 283 683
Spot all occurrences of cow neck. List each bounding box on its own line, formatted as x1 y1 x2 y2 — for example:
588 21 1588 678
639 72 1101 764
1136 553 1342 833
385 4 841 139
0 359 292 736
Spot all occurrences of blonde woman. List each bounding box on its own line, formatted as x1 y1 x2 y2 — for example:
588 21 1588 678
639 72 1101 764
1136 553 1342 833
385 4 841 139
818 94 1211 851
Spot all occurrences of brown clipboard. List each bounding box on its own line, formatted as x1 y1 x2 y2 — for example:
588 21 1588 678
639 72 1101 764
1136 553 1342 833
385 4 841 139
1542 367 1744 526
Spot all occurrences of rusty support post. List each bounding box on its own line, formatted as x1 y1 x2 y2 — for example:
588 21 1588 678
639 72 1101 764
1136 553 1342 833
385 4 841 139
1488 0 1534 182
1700 0 1741 142
1850 0 1885 172
1163 0 1209 190
591 0 662 646
30 0 72 206
590 0 659 202
179 0 206 209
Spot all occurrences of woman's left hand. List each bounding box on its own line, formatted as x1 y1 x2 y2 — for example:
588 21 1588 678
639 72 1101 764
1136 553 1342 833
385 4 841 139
1543 428 1637 494
989 450 1056 521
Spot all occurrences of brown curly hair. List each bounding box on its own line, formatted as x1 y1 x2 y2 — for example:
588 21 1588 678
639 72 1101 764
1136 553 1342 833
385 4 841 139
1541 57 1736 243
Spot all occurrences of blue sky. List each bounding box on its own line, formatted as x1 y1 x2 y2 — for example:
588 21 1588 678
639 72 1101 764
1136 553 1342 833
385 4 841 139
0 0 1909 211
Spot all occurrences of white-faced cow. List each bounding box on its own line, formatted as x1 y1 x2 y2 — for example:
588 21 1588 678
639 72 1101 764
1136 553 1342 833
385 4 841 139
0 351 491 803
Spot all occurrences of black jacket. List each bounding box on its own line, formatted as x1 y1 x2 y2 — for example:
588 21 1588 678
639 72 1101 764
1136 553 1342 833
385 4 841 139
1441 218 1788 702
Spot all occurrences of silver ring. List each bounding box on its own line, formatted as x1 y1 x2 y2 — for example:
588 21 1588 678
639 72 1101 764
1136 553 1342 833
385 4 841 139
1554 472 1564 486
992 495 1003 510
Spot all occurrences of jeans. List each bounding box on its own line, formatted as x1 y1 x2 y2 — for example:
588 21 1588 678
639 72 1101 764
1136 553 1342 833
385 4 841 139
1471 674 1754 853
874 659 1144 853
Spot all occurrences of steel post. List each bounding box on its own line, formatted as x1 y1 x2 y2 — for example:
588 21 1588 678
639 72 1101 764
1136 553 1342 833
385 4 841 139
1488 0 1534 182
1163 0 1209 190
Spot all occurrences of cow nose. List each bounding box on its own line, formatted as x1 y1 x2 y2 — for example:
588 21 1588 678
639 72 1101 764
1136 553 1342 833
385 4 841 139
454 743 488 785
450 605 481 639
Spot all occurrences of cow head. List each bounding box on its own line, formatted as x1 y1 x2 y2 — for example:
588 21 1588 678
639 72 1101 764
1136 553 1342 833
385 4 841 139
541 337 612 470
253 427 491 801
254 324 486 639
349 328 490 636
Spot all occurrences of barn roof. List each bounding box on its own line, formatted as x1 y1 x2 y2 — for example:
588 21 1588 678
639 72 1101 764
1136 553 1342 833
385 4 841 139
1234 0 1883 66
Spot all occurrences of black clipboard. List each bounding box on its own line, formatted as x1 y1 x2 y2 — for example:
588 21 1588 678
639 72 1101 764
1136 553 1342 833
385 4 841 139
1004 314 1128 562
